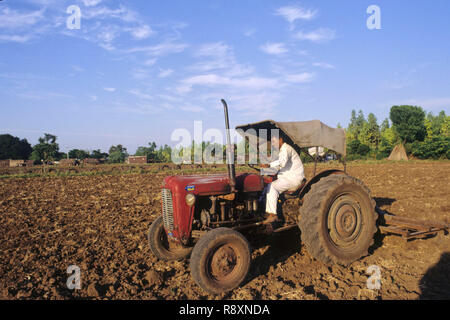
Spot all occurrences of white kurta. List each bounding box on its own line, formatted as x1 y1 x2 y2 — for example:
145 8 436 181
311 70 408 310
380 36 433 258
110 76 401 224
265 143 305 215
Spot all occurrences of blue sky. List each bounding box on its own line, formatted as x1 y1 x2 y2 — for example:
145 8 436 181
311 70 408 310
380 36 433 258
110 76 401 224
1 0 450 153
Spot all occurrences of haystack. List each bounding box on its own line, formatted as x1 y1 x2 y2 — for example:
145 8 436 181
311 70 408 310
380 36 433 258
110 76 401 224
388 144 408 161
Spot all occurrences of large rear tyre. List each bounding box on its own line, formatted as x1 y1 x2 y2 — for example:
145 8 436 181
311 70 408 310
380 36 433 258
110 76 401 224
190 228 251 294
298 174 377 266
148 216 192 261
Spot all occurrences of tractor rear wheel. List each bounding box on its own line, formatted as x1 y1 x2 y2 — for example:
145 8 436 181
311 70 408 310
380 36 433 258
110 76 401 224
148 216 192 261
190 228 251 294
298 174 377 266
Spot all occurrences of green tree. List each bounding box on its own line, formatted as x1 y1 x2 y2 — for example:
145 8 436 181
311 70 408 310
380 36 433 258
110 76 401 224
424 111 447 139
108 144 128 163
389 105 426 143
347 140 361 155
30 133 60 163
360 113 381 149
346 109 367 141
346 110 358 141
378 120 396 158
68 149 90 160
0 134 33 160
91 149 108 159
441 115 450 137
411 137 450 159
135 142 158 162
346 139 370 160
157 145 172 163
380 118 390 132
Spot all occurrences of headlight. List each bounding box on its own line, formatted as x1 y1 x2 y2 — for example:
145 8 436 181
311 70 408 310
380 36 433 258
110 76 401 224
185 194 196 206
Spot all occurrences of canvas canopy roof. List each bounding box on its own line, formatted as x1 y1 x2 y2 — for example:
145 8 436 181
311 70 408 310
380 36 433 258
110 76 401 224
235 120 347 157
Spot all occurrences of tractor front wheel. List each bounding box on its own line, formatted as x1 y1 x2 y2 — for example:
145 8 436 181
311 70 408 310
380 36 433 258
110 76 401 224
148 216 192 261
190 228 251 294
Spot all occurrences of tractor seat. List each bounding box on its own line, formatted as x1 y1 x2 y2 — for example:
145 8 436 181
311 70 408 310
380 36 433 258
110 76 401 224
285 178 307 197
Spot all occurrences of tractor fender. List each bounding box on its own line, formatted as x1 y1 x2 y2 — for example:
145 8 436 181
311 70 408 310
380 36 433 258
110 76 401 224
298 169 346 200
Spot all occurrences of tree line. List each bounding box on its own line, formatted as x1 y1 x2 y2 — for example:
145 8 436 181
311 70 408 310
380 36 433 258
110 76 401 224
1 105 448 163
343 105 449 160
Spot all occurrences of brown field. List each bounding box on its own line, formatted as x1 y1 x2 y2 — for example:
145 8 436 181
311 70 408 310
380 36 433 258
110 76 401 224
0 161 449 300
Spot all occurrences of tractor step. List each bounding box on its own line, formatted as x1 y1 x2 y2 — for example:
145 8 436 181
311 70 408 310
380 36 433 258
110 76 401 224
273 224 298 233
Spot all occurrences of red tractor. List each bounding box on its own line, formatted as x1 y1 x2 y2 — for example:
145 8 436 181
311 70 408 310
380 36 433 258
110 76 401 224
148 100 448 294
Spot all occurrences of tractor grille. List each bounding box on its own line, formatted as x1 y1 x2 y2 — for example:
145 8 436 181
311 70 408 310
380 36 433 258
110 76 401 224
161 188 174 231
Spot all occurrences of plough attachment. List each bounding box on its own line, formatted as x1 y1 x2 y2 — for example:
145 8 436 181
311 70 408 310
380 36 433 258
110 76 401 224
376 207 450 240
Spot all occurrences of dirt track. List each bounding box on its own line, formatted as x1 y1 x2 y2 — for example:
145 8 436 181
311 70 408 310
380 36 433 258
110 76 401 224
0 161 449 300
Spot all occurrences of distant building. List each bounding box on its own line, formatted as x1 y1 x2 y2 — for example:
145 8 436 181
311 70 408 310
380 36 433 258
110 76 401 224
126 156 147 164
24 160 34 167
59 159 79 166
0 159 34 167
83 158 100 165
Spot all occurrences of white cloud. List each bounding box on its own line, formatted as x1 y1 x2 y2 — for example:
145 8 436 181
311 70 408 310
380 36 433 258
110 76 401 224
158 68 174 78
275 6 317 25
18 90 74 100
83 6 129 21
260 42 288 55
285 72 315 83
295 28 336 43
229 92 282 118
313 62 335 69
196 42 230 57
82 0 103 7
244 28 256 37
143 58 157 66
191 42 253 77
128 89 152 100
129 25 154 40
179 74 280 93
125 42 188 56
131 68 150 79
0 7 45 29
0 34 31 43
68 4 160 51
0 7 49 43
97 28 118 43
72 65 85 72
103 87 116 92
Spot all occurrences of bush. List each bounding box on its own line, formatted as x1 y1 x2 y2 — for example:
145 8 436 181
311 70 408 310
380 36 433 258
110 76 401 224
346 154 366 161
347 140 362 155
347 140 371 156
357 144 370 156
375 152 387 160
410 137 450 159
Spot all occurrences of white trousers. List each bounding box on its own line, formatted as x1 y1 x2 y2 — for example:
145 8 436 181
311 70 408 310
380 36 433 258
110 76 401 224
265 178 302 215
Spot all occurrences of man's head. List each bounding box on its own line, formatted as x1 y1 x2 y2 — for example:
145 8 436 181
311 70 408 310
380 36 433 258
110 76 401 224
270 134 284 149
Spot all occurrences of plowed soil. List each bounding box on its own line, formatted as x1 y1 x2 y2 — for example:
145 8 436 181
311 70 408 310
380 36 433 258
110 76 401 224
1 162 449 300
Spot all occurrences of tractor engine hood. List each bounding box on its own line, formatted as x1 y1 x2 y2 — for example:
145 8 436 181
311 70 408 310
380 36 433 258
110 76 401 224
163 173 264 196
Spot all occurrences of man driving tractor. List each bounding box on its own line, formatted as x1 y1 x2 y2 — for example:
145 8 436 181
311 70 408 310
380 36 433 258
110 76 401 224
261 133 305 224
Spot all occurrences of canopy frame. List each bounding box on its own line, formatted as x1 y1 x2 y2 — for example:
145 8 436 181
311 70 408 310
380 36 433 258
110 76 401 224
235 119 347 174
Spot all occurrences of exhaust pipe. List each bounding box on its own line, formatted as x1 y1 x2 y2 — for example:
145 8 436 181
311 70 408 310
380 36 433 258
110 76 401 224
221 99 236 193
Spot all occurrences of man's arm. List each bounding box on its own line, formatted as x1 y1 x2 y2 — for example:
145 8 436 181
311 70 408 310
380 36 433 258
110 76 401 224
269 159 280 169
269 145 288 169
